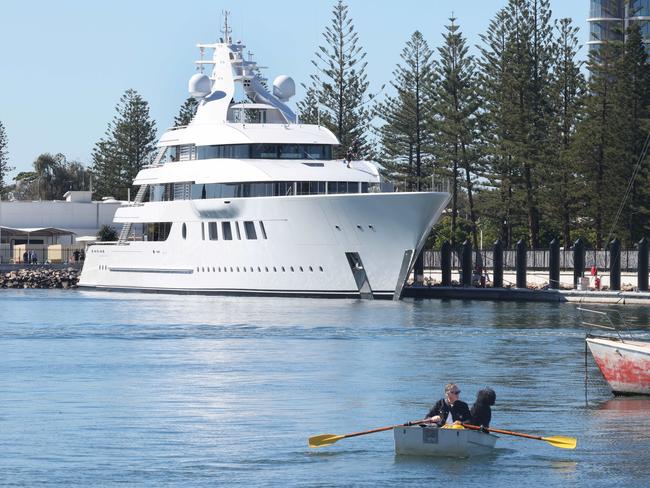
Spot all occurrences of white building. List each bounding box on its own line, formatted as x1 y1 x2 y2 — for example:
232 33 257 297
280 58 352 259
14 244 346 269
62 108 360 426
0 191 122 263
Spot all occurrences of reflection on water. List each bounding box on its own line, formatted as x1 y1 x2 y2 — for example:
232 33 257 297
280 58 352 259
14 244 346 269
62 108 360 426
550 460 578 475
598 397 650 413
1 290 650 487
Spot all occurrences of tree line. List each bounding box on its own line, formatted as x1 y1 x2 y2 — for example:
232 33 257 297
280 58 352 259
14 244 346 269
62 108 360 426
299 0 650 250
2 0 649 251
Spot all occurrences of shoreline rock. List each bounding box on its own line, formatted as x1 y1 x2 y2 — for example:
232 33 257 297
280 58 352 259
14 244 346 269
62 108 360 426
1 267 80 289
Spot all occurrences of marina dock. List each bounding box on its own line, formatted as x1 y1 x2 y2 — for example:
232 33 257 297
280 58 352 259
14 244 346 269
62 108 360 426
403 285 650 304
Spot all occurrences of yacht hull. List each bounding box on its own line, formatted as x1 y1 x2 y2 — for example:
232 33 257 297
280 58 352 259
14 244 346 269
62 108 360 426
79 192 449 299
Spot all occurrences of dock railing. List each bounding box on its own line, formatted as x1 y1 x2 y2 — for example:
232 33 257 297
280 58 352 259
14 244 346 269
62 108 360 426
423 249 639 272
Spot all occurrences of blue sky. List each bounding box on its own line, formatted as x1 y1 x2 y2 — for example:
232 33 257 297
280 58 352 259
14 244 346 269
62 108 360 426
0 0 586 181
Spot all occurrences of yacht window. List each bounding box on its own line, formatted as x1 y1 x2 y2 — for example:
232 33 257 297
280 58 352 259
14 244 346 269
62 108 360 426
251 144 278 159
209 222 218 240
165 145 180 163
222 222 233 240
274 182 294 196
235 222 241 240
197 144 249 159
179 144 196 161
279 144 302 159
310 181 326 194
259 221 267 239
201 222 205 240
182 223 187 239
174 182 191 200
244 221 257 240
195 144 333 160
144 222 172 241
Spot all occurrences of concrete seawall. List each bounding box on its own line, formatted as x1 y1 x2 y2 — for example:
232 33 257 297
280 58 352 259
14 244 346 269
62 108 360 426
403 285 650 304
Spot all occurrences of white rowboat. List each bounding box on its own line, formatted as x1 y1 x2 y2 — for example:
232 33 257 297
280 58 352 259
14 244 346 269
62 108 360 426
393 426 498 457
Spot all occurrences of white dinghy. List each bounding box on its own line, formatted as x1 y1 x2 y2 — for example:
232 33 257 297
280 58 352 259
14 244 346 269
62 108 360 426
393 425 498 457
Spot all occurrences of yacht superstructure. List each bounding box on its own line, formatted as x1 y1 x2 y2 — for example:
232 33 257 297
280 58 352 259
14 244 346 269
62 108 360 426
79 22 450 299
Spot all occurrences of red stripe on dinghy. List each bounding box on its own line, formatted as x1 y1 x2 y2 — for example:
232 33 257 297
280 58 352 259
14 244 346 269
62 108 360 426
592 354 650 392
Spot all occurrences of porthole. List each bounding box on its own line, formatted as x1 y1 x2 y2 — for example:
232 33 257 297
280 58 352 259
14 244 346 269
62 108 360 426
237 267 240 272
257 267 261 272
218 267 222 272
265 267 269 272
290 266 294 272
281 266 285 272
182 223 187 239
212 267 215 272
309 266 313 272
196 266 200 272
273 267 277 272
299 266 304 272
230 267 233 272
250 267 254 272
319 266 324 272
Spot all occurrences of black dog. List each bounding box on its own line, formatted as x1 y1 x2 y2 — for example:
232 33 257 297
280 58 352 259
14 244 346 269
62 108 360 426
470 388 496 430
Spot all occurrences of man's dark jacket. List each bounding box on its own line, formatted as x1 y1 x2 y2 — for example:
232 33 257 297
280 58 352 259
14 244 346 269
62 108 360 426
426 399 471 426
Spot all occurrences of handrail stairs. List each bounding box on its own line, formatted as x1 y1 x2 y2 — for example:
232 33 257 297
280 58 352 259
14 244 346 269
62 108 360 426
117 147 167 244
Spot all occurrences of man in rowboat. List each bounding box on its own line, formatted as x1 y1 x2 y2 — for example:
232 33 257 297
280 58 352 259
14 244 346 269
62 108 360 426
424 383 471 427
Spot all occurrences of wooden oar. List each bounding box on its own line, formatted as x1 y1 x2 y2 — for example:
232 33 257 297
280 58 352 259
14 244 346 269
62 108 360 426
462 423 577 449
309 420 428 448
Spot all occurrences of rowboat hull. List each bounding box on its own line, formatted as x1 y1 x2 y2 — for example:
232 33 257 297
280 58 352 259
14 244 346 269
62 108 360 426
393 426 498 457
587 335 650 395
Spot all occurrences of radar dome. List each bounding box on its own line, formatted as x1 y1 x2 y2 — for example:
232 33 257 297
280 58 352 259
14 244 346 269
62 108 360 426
188 73 211 98
273 75 295 101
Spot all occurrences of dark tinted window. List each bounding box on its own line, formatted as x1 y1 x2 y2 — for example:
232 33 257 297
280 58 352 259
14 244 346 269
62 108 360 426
244 221 257 239
144 222 172 241
209 222 218 240
222 222 232 240
196 144 333 160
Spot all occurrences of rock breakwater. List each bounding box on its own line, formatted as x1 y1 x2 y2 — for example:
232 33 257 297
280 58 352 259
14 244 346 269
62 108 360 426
1 267 80 289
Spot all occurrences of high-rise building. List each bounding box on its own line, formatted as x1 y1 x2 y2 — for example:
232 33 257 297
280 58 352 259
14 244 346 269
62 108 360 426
588 0 650 52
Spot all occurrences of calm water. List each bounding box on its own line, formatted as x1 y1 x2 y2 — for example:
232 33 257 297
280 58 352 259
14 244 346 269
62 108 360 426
1 290 649 487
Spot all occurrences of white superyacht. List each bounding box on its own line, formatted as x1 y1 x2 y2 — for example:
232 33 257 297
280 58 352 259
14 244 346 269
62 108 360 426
79 25 450 299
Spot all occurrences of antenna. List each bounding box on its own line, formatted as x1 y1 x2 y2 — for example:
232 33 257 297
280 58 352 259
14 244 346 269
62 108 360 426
198 46 205 73
221 10 232 44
